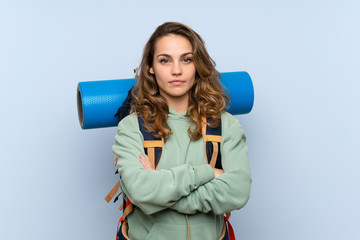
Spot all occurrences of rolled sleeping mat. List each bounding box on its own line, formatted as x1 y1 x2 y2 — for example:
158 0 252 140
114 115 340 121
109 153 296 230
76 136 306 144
77 71 254 129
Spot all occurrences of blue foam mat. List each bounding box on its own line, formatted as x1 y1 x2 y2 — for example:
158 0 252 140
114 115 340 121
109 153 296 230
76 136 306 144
77 71 254 129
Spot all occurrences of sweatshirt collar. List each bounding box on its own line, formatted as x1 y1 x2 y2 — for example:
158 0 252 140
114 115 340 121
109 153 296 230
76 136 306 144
168 107 188 119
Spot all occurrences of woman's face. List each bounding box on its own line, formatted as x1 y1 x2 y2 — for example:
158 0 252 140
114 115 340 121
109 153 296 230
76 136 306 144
150 34 196 105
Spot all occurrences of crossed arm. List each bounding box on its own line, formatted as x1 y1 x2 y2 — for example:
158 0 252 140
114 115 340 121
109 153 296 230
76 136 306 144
113 114 251 215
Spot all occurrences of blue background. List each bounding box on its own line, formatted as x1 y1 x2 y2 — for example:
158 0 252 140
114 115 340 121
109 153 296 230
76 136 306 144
1 1 359 239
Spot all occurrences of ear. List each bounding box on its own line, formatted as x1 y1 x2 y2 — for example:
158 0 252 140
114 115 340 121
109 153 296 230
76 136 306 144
149 66 155 74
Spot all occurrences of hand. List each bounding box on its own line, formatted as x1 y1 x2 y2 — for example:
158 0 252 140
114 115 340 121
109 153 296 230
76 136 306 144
139 154 155 170
213 168 224 179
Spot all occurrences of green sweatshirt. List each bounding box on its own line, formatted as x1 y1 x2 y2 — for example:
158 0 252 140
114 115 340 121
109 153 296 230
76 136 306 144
112 108 251 240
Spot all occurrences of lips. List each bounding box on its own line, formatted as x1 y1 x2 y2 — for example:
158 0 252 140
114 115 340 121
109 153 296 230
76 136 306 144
169 80 185 85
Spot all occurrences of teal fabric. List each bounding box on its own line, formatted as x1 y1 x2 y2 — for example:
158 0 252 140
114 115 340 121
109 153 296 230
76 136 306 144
112 109 251 240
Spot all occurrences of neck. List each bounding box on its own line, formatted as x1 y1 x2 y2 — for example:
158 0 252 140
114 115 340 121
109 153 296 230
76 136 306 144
166 96 189 114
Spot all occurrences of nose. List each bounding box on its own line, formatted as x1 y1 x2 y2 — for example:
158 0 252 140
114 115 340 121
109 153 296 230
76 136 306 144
171 61 182 76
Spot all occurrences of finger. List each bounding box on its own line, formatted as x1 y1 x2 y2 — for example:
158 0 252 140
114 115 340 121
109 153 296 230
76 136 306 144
139 157 147 168
140 154 153 169
139 154 146 161
143 154 155 170
139 154 149 168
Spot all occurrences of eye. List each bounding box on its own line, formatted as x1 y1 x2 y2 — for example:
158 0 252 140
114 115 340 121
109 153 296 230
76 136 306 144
183 57 193 63
159 58 170 64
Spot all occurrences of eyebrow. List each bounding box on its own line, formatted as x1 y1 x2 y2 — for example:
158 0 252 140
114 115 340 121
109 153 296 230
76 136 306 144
156 52 193 58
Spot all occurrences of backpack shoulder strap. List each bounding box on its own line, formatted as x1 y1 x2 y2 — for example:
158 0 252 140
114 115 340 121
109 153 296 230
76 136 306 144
202 117 222 169
137 115 164 169
202 117 234 238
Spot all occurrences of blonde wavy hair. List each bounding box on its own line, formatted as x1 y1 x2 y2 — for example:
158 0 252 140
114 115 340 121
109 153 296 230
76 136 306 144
131 22 229 141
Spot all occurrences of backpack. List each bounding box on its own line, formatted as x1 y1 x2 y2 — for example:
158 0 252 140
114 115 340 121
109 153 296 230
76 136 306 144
106 90 235 240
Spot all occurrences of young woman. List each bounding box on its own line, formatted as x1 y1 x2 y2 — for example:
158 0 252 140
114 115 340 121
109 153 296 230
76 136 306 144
112 22 251 240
